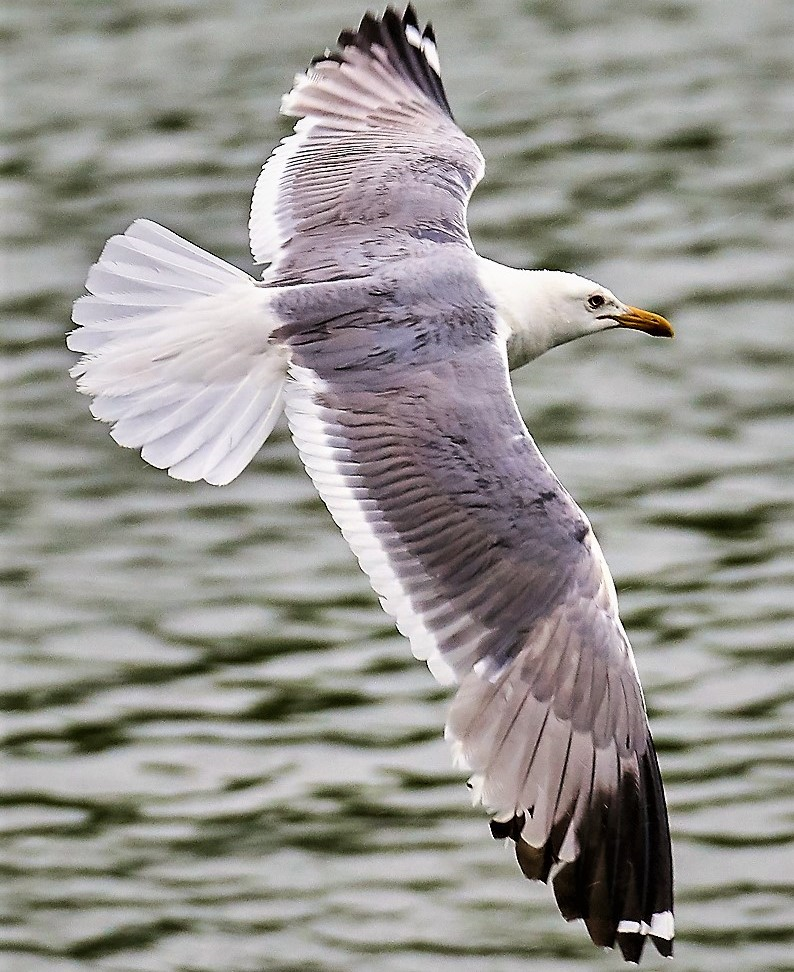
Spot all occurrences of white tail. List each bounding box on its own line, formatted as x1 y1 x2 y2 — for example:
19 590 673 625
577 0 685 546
68 220 288 485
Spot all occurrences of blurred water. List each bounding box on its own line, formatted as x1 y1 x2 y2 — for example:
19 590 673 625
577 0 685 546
2 1 793 970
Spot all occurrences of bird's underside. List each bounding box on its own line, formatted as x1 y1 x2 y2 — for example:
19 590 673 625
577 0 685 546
68 4 674 962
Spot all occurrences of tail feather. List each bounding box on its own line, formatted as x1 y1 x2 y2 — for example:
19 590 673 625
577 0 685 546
68 220 288 485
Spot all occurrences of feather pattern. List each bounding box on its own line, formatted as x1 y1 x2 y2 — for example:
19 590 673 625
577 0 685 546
249 5 484 282
277 275 673 958
68 220 288 485
67 6 674 961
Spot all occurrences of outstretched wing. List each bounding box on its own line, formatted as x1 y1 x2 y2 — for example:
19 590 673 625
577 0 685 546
281 304 673 961
250 5 484 284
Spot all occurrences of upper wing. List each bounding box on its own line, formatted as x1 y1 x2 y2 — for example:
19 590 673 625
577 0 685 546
282 317 673 961
250 5 485 284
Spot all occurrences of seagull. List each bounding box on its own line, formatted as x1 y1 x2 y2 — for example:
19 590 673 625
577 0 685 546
68 5 675 962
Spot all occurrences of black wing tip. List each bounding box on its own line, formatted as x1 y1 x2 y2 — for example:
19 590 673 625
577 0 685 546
310 48 344 67
489 811 525 841
496 733 674 962
652 935 674 958
402 3 419 29
617 931 645 964
313 5 454 119
617 927 674 963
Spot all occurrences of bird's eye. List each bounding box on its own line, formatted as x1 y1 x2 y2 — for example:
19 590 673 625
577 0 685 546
587 294 606 310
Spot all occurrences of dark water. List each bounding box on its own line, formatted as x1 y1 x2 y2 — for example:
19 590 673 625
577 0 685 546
3 1 793 970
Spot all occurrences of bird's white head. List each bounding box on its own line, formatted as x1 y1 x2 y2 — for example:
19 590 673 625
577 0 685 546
477 261 673 369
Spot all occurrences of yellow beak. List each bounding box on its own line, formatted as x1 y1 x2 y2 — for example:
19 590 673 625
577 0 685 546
614 306 674 338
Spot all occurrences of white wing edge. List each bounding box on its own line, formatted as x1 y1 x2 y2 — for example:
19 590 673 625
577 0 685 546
284 363 461 685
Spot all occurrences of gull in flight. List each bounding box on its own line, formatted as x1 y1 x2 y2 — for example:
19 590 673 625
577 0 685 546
68 5 675 962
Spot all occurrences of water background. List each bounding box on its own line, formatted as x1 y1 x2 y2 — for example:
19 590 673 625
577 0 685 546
3 1 793 970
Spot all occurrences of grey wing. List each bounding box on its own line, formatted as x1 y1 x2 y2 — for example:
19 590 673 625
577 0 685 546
250 7 484 284
283 326 673 961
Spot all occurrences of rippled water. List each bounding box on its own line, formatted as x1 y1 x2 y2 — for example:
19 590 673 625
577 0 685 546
3 1 793 970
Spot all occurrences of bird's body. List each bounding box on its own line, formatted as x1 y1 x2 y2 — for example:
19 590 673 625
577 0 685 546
69 5 675 962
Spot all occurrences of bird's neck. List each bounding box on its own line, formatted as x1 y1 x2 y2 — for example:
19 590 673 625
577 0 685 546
476 258 584 370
